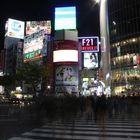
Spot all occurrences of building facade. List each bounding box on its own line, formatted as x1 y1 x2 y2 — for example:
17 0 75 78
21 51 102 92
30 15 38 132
108 0 140 95
4 41 23 76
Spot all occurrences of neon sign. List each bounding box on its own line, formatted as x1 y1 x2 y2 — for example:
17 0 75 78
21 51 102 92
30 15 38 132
78 36 99 52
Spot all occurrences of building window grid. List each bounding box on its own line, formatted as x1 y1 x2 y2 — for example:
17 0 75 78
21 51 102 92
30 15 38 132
111 49 138 69
109 2 140 40
109 0 140 94
111 67 140 89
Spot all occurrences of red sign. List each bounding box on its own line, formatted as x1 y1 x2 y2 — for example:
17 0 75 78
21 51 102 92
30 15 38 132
81 46 97 51
53 40 78 50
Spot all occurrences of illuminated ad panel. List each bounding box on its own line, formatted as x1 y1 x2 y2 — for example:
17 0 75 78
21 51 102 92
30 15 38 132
83 52 98 69
55 65 78 94
7 18 25 39
23 30 48 62
78 36 99 52
55 6 76 30
53 50 78 62
26 21 51 35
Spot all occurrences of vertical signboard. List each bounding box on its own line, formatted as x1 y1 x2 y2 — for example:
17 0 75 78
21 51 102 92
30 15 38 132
23 30 48 62
78 36 99 70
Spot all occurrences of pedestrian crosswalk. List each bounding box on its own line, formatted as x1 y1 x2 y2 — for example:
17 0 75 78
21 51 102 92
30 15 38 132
8 116 140 140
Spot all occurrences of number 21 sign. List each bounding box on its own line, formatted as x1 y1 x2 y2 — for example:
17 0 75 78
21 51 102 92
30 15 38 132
78 36 99 52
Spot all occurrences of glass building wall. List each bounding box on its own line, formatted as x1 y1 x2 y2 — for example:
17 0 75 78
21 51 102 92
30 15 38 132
108 0 140 95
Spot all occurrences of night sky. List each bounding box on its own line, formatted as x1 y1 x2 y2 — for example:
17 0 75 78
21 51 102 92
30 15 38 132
0 0 100 49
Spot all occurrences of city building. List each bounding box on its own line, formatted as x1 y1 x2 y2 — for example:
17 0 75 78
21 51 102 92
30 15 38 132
108 0 140 95
4 18 25 75
53 6 79 95
4 39 23 75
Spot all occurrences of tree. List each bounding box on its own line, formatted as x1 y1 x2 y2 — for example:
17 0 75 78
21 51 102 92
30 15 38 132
16 62 46 95
0 75 16 97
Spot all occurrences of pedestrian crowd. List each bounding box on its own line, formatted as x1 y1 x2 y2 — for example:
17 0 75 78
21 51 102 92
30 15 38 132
34 93 140 122
2 93 140 123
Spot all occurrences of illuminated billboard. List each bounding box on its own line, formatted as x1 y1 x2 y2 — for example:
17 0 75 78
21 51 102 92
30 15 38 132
55 65 78 94
55 6 76 30
78 36 99 52
83 52 98 69
26 21 51 35
53 50 78 62
7 18 25 39
23 30 48 62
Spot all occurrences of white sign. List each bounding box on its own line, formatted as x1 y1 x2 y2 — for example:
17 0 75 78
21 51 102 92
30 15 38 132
53 50 78 62
7 18 25 39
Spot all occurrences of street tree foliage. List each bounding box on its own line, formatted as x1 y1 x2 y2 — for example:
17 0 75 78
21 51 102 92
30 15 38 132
0 75 16 96
16 62 48 95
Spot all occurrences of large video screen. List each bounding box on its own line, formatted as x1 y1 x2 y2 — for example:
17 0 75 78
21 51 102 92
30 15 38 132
26 21 51 35
53 50 78 62
55 6 76 30
83 52 98 69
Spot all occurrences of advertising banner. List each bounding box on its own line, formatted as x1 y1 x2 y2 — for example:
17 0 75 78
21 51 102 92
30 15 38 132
7 18 25 39
26 21 51 35
55 65 78 94
83 52 98 69
23 29 48 62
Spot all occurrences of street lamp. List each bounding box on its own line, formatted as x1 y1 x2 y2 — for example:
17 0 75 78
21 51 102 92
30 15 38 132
47 85 51 90
95 0 100 4
46 85 51 94
99 0 111 95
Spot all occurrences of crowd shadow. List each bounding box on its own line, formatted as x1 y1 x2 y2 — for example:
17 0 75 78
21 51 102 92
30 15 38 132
1 94 140 139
